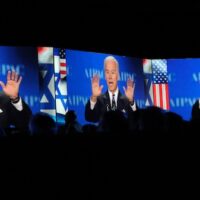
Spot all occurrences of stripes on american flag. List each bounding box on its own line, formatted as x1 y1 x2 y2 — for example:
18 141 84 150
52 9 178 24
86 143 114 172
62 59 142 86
152 59 170 110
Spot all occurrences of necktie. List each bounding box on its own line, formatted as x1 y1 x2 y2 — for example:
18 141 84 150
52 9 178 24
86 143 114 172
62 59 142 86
111 94 117 111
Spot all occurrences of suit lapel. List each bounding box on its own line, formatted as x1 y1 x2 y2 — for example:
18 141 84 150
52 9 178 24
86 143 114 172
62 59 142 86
103 90 125 111
118 91 127 111
102 90 126 111
102 91 111 111
117 90 122 110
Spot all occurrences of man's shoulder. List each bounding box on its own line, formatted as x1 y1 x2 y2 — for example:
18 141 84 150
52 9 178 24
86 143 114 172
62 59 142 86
98 92 109 101
118 91 128 101
99 93 107 99
119 95 128 100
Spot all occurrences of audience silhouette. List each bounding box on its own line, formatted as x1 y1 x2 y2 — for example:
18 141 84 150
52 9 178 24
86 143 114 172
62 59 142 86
29 112 56 136
0 101 199 137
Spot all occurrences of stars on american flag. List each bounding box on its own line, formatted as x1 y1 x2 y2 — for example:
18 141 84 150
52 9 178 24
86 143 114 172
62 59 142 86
152 60 168 84
152 59 170 110
59 48 67 79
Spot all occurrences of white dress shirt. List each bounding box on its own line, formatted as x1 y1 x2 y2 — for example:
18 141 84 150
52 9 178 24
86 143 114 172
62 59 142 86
11 97 23 111
90 88 136 111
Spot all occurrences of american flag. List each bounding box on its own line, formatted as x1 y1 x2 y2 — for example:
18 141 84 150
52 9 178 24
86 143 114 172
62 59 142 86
152 59 170 110
58 48 67 79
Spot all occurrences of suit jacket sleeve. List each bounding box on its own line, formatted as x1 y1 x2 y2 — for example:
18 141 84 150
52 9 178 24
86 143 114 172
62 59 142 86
9 99 32 130
85 99 101 123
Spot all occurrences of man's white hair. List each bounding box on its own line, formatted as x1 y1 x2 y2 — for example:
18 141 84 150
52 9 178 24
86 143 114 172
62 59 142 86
104 56 119 72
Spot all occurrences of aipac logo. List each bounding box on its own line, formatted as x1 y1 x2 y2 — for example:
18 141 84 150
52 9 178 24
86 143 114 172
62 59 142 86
170 97 196 107
85 68 104 79
0 64 25 76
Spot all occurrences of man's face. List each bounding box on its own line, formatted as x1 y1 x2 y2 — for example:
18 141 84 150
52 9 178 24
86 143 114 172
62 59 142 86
105 60 119 93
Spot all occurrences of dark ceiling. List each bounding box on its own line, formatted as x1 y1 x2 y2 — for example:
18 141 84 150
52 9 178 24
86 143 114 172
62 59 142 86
1 1 200 58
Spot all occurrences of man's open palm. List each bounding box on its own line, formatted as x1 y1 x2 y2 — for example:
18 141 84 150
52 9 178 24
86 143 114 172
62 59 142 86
91 74 103 97
123 78 135 102
0 71 22 99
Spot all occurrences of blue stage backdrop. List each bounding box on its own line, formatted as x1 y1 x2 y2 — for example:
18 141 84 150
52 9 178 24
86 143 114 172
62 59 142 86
65 49 146 125
167 58 200 120
3 46 200 123
0 46 40 113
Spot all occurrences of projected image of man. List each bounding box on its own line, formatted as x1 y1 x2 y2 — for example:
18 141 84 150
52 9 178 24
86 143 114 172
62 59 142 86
0 71 32 131
85 56 137 123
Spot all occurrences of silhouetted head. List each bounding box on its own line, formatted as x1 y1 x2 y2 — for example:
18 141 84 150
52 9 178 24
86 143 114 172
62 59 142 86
191 100 200 121
190 100 200 133
139 106 165 134
29 112 56 136
164 111 183 134
101 110 128 134
65 110 77 124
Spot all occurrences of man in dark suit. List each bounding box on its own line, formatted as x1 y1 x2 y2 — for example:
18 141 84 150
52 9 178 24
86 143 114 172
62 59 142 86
85 56 137 123
0 71 32 131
